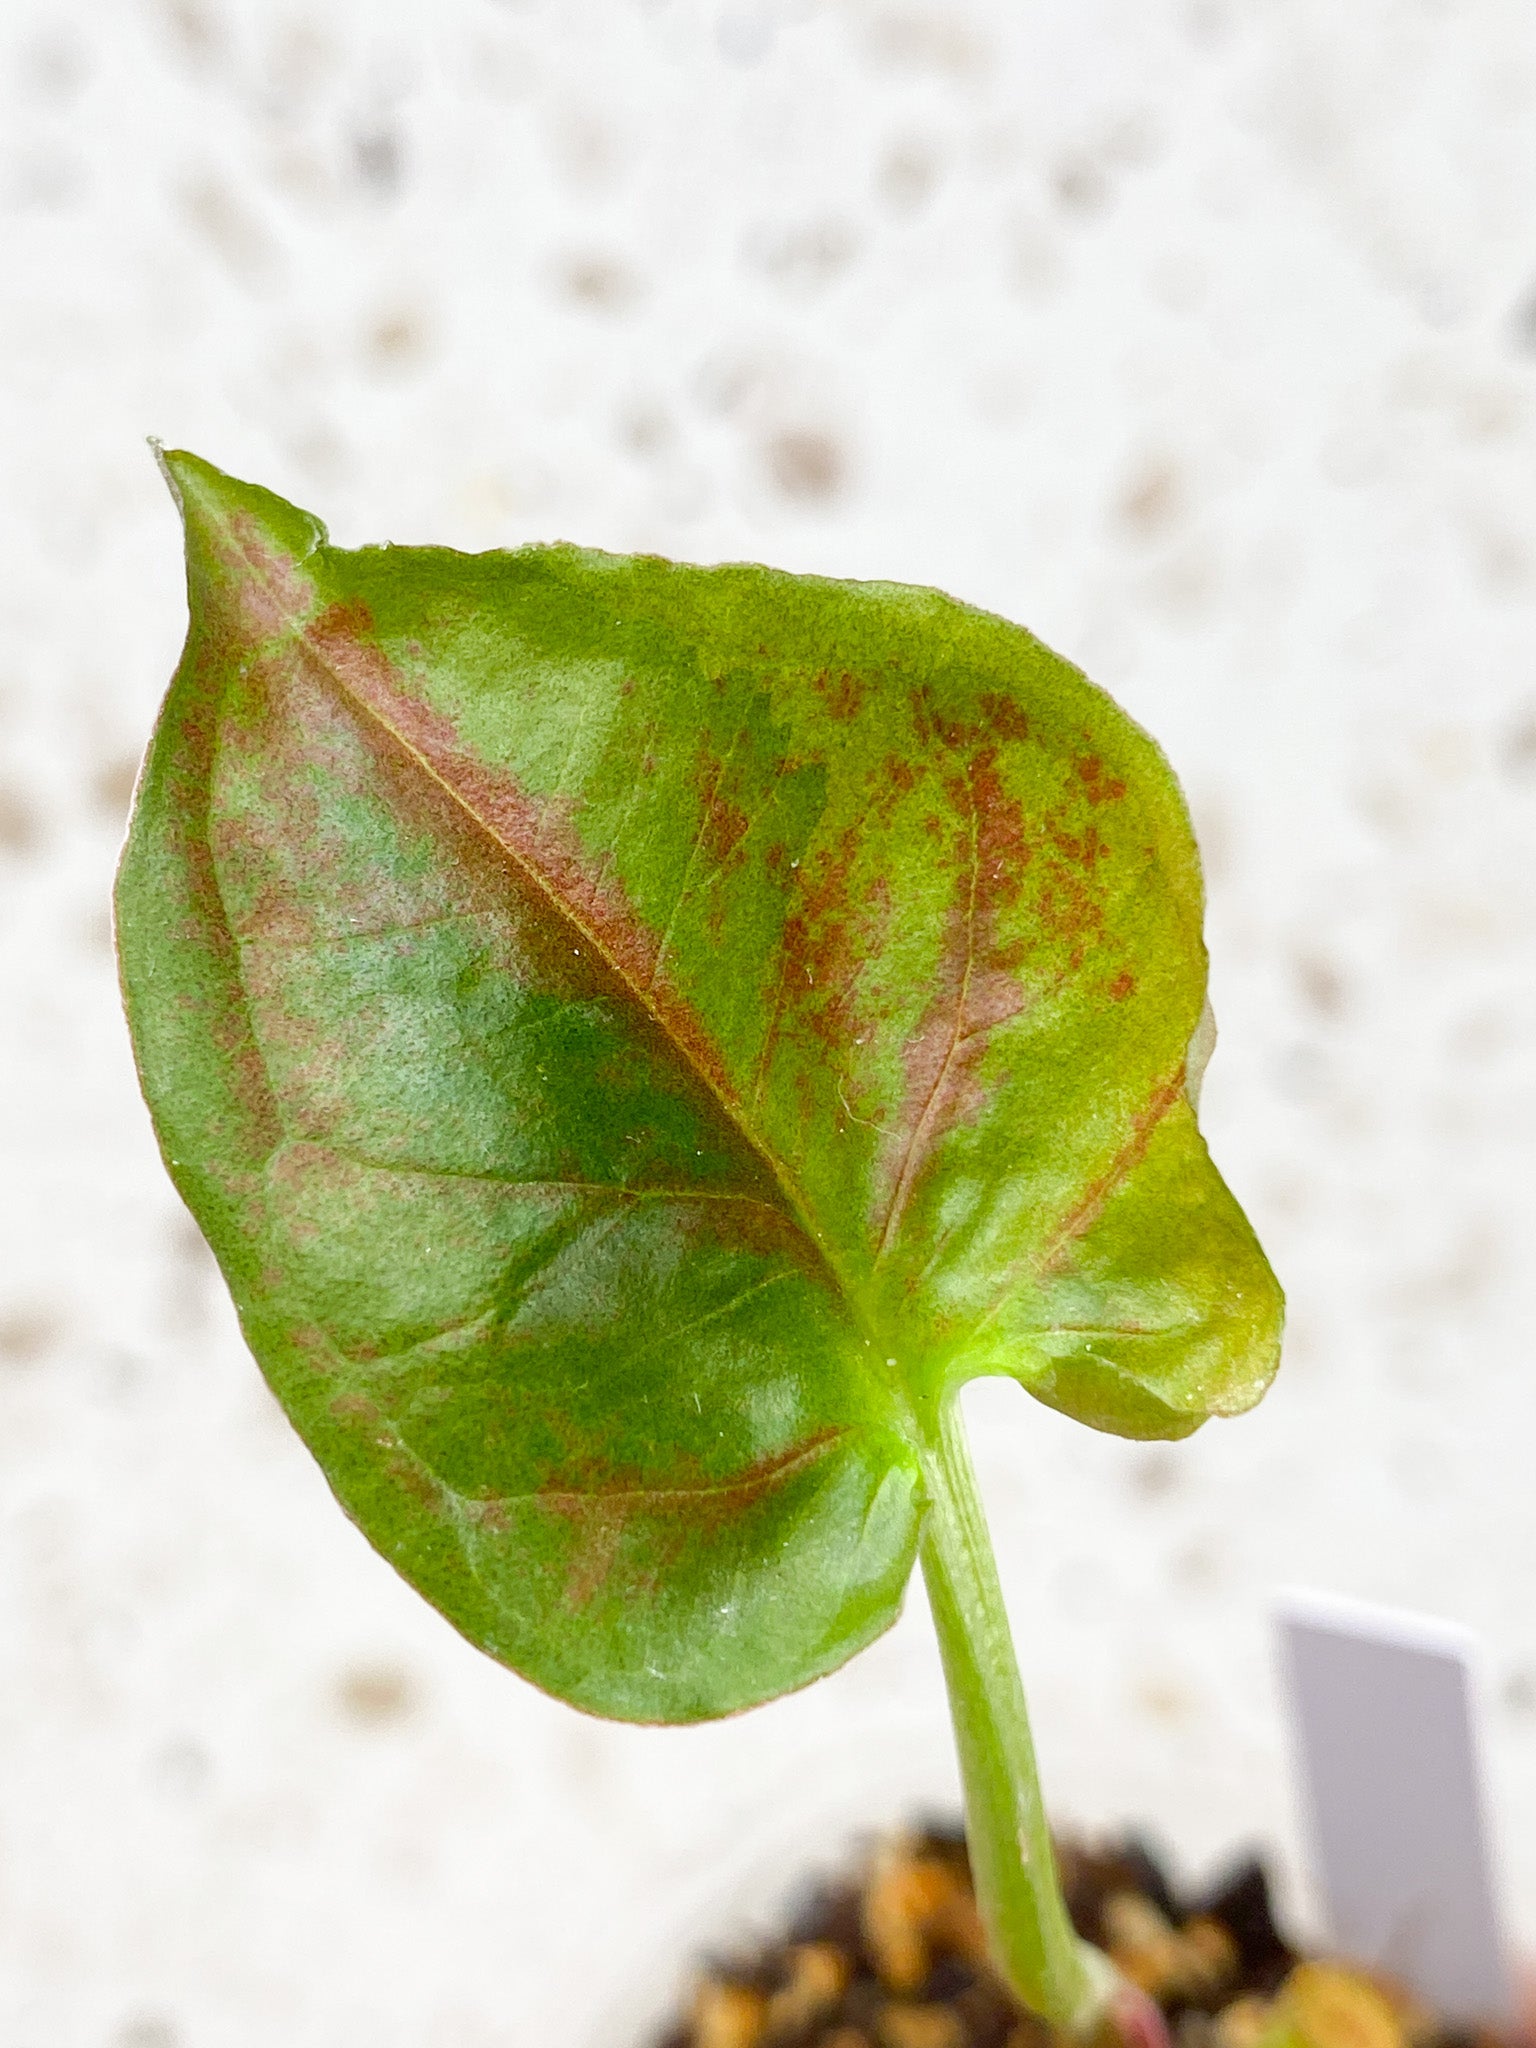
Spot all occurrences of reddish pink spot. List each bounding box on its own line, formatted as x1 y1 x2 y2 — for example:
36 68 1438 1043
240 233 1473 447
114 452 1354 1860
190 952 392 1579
695 742 751 871
288 1324 335 1373
330 1390 380 1423
979 692 1031 744
811 668 867 720
753 815 895 1095
1108 969 1136 1002
1076 753 1128 805
222 511 317 642
1047 819 1110 871
961 746 1032 908
908 683 980 754
867 753 925 825
777 826 862 1047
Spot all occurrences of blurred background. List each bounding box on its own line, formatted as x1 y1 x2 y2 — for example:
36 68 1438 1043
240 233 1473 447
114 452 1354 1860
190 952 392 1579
4 2 1536 2043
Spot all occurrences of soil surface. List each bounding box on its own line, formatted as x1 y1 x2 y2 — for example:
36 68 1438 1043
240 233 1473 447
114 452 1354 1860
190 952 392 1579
652 1825 1510 2048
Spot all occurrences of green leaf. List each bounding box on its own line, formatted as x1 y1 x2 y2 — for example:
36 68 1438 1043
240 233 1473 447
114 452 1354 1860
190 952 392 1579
117 452 1282 1723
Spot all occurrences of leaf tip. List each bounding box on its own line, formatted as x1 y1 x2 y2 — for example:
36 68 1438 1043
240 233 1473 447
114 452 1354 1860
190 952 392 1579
152 446 328 583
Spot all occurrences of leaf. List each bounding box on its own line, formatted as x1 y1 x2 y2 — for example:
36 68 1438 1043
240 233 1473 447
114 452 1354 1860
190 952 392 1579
117 453 1283 1722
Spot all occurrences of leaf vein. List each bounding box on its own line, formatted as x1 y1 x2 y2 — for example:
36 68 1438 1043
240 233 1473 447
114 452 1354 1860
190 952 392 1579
506 1427 849 1513
270 1142 801 1224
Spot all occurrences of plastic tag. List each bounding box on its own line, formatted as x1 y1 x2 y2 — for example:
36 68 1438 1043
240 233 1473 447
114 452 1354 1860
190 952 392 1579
1277 1588 1514 2025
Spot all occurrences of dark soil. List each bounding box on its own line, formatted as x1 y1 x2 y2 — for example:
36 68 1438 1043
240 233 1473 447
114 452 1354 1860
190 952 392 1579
651 1824 1509 2048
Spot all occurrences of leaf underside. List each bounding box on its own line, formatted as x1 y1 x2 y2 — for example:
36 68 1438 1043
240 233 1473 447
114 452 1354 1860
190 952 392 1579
116 453 1283 1722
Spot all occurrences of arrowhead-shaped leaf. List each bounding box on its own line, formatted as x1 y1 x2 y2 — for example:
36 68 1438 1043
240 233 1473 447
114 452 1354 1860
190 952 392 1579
117 453 1282 1722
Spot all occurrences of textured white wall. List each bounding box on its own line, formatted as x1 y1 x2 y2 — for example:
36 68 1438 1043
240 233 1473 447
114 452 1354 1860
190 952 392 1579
4 3 1536 2044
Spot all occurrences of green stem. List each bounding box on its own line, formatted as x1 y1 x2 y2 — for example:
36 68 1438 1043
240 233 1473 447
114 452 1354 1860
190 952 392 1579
918 1391 1112 2036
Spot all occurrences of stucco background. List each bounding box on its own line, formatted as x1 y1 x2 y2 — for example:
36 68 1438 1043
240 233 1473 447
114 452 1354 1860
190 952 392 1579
4 2 1536 2044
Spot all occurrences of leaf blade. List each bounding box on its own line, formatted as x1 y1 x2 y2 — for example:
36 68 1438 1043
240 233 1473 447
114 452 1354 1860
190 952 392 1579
118 452 1282 1721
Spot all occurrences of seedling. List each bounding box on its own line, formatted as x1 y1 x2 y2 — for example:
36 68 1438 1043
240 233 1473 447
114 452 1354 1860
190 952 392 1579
116 453 1283 2040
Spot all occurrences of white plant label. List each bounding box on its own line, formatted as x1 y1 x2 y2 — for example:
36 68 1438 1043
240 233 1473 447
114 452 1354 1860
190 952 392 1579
1277 1589 1514 2025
